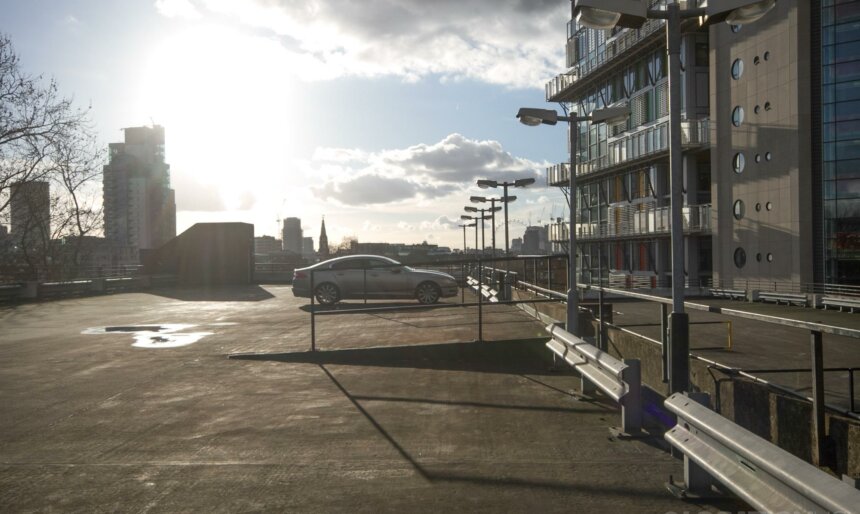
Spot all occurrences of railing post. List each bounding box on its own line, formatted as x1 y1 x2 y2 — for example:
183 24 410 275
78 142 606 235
598 285 605 351
363 268 367 305
850 368 856 414
681 393 717 496
547 256 552 292
661 303 669 383
477 257 483 343
310 269 316 352
811 330 827 466
620 359 642 435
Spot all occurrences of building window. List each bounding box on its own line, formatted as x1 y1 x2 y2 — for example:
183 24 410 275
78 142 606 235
756 253 763 262
755 154 762 163
734 247 747 268
767 253 774 262
733 152 746 173
765 151 773 161
766 201 773 211
733 200 745 220
732 106 745 127
731 59 744 80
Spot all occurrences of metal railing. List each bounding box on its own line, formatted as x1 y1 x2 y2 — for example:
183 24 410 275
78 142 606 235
665 393 860 510
547 203 711 241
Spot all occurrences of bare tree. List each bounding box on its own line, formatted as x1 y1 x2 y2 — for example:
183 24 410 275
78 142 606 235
0 34 103 280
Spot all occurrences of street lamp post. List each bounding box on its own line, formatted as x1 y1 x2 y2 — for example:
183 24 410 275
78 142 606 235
471 196 516 257
465 206 501 256
517 105 630 337
573 0 777 393
477 179 534 257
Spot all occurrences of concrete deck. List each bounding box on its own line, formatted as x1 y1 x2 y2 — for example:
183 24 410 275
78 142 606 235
0 286 736 512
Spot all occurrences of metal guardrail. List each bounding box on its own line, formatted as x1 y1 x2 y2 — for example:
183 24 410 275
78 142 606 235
822 296 860 312
664 393 860 512
757 291 809 307
545 323 642 435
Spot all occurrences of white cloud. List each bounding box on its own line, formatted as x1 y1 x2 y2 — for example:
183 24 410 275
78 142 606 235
310 133 544 207
154 0 566 88
155 0 202 18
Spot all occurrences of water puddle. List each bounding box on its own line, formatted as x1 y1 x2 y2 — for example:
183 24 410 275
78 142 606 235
82 324 213 348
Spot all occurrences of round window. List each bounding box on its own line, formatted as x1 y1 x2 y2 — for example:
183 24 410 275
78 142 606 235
734 247 747 269
755 203 762 212
767 253 774 262
754 56 761 65
732 106 745 127
764 51 771 61
765 152 772 161
731 59 744 80
755 154 762 163
766 201 773 211
754 105 761 114
733 152 746 173
733 200 745 220
756 253 762 262
764 101 772 111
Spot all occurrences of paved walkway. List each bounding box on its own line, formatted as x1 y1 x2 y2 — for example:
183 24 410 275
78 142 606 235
0 286 736 512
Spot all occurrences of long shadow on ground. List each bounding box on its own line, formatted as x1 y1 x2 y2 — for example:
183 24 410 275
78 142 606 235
229 338 562 376
149 285 275 302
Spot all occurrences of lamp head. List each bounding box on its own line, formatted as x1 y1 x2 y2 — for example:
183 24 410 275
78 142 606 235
470 196 487 203
464 206 479 213
460 215 473 221
516 108 559 126
573 0 647 30
490 206 502 213
705 0 776 25
503 195 518 203
514 178 536 188
590 104 631 124
477 179 498 189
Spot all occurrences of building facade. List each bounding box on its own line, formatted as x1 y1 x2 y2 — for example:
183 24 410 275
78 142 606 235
544 0 859 289
282 217 302 255
103 126 176 251
254 235 282 254
9 181 50 248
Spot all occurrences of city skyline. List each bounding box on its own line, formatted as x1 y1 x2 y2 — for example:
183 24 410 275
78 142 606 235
2 0 574 250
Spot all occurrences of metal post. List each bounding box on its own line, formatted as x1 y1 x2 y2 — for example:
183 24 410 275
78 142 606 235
850 368 856 413
310 269 316 352
667 2 688 394
598 285 605 351
363 268 367 305
461 262 465 304
661 303 669 383
477 258 484 343
480 212 486 256
811 330 826 466
490 199 497 258
568 119 580 336
503 183 510 256
474 220 479 257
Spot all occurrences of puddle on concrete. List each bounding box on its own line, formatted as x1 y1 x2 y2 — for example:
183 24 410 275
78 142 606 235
82 324 212 348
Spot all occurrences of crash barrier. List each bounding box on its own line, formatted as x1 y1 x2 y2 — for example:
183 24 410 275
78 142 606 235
545 323 641 434
306 254 566 351
664 393 860 512
0 274 178 301
757 291 809 307
822 296 860 313
709 288 746 301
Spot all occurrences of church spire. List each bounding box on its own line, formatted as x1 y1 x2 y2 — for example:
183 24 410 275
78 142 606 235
318 216 329 258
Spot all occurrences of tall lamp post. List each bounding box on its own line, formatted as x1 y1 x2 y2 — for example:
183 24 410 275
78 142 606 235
457 222 475 255
573 0 777 394
470 196 512 257
476 178 535 257
465 206 501 255
460 215 481 255
517 105 630 337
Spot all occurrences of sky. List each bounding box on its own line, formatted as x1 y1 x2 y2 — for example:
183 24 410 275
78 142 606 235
2 0 573 251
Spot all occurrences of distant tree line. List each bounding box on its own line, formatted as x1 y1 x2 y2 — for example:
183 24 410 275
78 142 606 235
0 34 102 281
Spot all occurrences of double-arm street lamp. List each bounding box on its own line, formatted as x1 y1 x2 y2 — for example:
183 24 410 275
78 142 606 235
476 178 535 257
457 222 476 255
573 0 777 394
464 206 501 255
517 105 630 338
470 196 515 257
460 214 485 255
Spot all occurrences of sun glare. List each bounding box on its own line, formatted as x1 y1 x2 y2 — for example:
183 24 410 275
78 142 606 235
137 25 298 215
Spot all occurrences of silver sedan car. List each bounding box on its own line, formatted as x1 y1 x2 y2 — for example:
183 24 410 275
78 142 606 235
292 255 459 305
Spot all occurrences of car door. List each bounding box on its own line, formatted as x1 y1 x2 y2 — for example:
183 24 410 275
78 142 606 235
366 258 408 298
330 258 367 298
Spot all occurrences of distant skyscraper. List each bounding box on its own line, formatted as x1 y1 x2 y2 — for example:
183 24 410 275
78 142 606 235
522 226 547 255
10 181 50 247
282 217 302 255
302 236 315 259
318 217 329 258
103 125 176 250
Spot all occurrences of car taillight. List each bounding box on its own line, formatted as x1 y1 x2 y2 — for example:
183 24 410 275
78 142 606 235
294 271 308 280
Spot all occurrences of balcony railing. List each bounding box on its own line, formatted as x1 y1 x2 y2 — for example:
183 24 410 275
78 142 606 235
548 203 711 241
547 18 666 102
546 117 709 186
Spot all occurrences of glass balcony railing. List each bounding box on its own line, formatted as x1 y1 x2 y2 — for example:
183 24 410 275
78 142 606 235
548 203 712 242
546 117 709 186
547 18 666 102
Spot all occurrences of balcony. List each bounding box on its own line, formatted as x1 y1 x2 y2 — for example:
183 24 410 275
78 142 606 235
548 203 711 242
546 18 666 102
546 118 709 187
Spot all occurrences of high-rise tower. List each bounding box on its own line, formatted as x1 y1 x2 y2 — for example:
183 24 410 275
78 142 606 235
282 217 302 255
103 125 176 250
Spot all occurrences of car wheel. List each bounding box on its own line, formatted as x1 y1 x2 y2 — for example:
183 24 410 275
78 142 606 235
314 283 340 305
415 282 441 304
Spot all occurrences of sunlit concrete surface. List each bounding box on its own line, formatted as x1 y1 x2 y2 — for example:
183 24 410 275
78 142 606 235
0 286 737 512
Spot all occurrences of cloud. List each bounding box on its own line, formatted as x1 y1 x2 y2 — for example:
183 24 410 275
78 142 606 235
420 215 460 231
397 221 416 231
155 0 566 88
310 133 544 207
155 0 202 18
172 172 225 211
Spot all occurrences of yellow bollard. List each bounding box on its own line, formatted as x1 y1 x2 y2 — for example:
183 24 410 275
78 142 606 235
726 320 733 351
